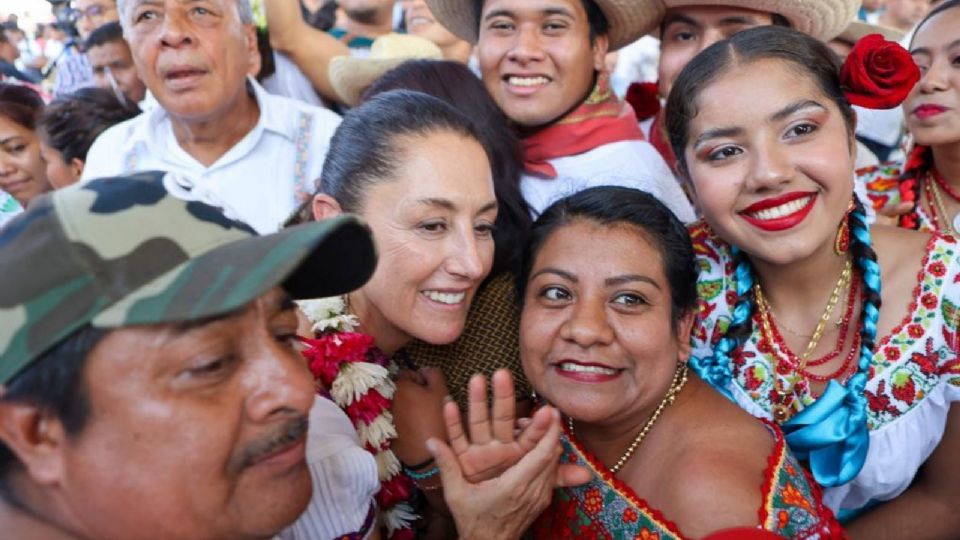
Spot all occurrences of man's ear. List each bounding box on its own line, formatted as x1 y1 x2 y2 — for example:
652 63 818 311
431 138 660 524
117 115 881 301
245 25 260 77
70 158 85 183
311 193 344 222
0 400 68 487
592 34 611 72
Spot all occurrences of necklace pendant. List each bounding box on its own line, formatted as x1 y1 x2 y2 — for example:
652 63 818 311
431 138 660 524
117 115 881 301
773 405 790 424
952 213 960 235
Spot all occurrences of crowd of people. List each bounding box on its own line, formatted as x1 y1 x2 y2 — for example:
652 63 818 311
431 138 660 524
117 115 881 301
0 0 957 538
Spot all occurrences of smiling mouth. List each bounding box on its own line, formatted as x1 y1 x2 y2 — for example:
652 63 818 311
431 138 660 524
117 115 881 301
743 195 814 221
421 290 466 305
557 362 620 376
505 75 550 88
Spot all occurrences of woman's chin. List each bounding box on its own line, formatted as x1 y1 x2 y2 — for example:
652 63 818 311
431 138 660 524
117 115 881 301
412 322 466 346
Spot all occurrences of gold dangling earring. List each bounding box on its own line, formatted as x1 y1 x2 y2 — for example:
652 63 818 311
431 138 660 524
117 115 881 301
834 200 855 255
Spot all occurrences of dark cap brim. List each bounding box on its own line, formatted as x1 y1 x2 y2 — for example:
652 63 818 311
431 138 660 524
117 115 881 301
91 215 377 327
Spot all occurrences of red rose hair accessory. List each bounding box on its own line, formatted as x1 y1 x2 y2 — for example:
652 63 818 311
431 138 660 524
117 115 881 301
625 81 661 121
840 34 920 109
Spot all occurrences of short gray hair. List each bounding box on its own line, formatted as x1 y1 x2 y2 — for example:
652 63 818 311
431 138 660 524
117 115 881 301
118 0 254 28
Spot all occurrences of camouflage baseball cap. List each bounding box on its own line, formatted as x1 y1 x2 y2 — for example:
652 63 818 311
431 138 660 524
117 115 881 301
0 171 377 384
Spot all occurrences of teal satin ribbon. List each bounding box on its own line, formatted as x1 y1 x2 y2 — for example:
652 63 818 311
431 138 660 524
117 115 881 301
782 379 869 487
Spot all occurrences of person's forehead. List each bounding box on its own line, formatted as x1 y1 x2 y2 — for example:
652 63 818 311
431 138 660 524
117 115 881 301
76 0 117 9
481 0 587 19
663 4 774 26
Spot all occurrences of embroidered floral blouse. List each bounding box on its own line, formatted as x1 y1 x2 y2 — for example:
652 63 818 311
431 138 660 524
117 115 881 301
858 154 938 233
689 223 960 515
531 421 843 539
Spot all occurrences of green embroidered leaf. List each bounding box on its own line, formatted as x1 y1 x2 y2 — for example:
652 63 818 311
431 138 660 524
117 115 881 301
942 298 958 331
697 279 723 301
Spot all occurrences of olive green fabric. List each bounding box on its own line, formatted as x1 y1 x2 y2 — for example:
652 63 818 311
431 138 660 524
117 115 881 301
0 171 377 384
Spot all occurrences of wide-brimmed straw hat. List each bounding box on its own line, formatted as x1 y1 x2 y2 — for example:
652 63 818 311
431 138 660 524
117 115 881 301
834 20 905 45
426 0 857 49
654 0 859 41
425 0 662 51
328 33 443 106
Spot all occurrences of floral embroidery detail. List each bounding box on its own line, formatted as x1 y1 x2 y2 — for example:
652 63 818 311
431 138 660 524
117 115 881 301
691 228 960 431
532 423 840 539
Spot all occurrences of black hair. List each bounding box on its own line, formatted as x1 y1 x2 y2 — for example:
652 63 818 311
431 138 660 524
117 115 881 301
517 186 699 328
473 0 609 42
0 325 106 506
0 83 43 131
362 60 532 277
38 87 140 164
290 90 488 225
84 21 123 50
666 25 856 178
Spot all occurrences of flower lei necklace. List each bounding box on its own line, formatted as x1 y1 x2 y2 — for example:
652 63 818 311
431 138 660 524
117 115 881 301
297 296 416 540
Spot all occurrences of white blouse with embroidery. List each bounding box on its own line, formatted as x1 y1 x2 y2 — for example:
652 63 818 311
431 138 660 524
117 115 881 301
689 223 960 514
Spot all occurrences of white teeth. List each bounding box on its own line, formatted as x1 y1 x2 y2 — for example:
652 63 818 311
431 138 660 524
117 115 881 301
422 290 466 305
558 362 618 375
508 76 549 87
748 196 812 221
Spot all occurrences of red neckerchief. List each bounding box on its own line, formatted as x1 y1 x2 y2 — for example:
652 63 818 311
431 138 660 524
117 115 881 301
522 74 645 179
648 111 677 170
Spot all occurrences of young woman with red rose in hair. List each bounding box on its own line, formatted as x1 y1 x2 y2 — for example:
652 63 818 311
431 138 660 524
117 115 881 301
859 0 960 232
668 25 960 538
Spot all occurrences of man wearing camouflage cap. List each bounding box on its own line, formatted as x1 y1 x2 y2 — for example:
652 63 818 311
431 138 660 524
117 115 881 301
0 171 376 539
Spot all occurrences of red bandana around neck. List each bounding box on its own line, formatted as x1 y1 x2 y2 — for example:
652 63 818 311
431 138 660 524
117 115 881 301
522 74 646 179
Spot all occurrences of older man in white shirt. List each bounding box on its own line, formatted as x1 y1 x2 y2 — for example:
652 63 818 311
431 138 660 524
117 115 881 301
82 0 341 233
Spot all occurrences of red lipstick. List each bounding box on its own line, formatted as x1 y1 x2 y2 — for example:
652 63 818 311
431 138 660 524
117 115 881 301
913 104 948 120
738 192 817 232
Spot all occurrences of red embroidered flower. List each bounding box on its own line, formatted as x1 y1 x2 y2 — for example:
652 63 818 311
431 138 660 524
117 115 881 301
907 323 925 339
921 293 938 310
891 375 916 405
840 34 921 109
638 529 661 540
911 351 937 375
725 290 738 307
930 261 947 277
584 487 603 515
622 508 638 524
884 347 901 361
744 366 764 390
624 81 661 121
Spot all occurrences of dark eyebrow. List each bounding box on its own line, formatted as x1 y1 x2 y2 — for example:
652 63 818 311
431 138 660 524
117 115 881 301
693 127 742 150
415 198 498 215
717 15 760 26
605 274 661 290
542 6 575 18
530 267 577 283
662 13 700 31
693 100 826 150
770 99 826 122
483 8 514 21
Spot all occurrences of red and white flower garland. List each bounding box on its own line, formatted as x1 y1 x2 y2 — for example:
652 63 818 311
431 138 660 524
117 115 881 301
298 297 416 540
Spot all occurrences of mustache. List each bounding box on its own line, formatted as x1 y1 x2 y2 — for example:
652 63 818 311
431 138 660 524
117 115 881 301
229 416 309 474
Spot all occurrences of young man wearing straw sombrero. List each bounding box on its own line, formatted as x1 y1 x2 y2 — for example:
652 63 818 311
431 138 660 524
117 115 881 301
425 0 696 223
622 0 858 167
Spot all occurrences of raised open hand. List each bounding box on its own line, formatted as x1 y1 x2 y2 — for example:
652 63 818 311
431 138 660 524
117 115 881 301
442 369 589 487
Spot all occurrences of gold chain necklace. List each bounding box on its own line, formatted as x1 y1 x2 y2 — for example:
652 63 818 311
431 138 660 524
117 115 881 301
755 257 852 423
928 173 958 235
568 362 688 474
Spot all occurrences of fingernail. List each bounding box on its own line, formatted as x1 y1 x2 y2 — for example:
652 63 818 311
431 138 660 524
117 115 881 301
425 439 438 454
443 395 453 404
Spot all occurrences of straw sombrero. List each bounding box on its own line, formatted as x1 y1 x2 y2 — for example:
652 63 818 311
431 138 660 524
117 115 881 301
655 0 859 41
834 20 905 45
426 0 858 49
328 33 443 106
425 0 662 51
